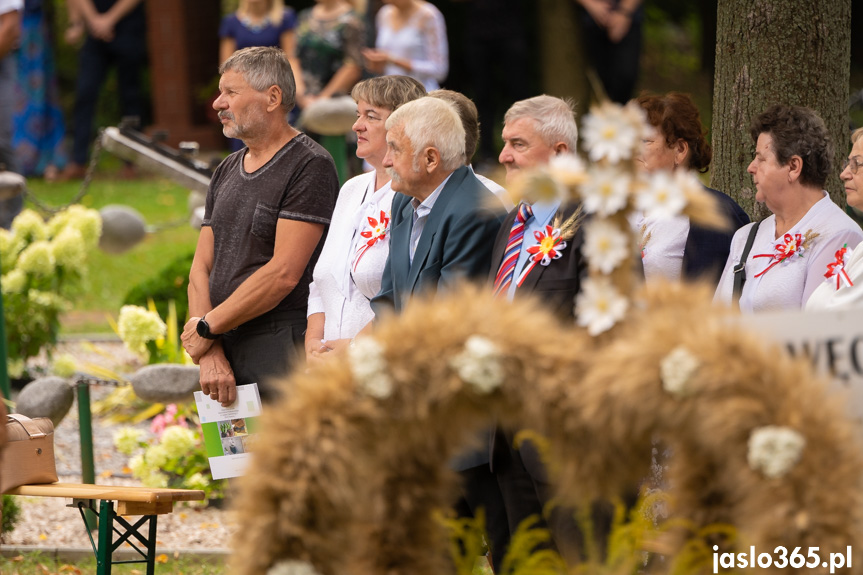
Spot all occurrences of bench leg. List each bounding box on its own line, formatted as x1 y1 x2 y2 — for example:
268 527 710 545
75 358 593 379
79 499 161 574
146 514 158 575
96 500 113 575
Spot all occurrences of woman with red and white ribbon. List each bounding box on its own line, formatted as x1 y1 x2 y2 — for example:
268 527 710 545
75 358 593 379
305 76 426 363
806 128 863 310
714 106 863 313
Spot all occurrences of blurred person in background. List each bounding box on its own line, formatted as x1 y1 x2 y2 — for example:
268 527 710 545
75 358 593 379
715 105 863 312
460 0 530 169
295 0 365 182
13 0 68 180
362 0 447 91
634 91 749 284
59 0 147 181
574 0 643 104
0 0 22 228
429 88 513 210
295 0 364 110
806 128 863 310
220 0 304 152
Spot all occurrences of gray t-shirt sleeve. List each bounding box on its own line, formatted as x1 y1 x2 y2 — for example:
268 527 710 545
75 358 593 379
279 153 339 225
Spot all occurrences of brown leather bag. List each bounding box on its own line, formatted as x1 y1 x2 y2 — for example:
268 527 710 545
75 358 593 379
1 414 58 493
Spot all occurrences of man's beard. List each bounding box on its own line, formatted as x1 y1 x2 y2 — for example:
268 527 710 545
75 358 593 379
219 111 255 140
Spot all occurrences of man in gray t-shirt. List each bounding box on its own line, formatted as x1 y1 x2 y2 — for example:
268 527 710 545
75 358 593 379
181 47 338 405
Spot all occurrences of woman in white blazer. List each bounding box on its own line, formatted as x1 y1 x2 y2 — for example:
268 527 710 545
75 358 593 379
305 75 425 362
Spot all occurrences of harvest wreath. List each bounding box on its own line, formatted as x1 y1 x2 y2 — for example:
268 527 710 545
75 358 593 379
228 283 863 575
227 102 863 575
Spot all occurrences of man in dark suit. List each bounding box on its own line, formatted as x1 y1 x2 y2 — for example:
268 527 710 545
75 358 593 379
371 96 504 313
369 96 508 567
491 95 588 563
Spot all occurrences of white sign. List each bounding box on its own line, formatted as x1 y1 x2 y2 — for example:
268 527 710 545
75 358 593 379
738 308 863 421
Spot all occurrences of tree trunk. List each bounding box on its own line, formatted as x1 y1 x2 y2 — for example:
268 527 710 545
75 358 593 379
711 0 852 220
537 0 590 120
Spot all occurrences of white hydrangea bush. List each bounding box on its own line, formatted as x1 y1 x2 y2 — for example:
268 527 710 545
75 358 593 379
117 304 168 358
113 405 224 501
1 206 102 375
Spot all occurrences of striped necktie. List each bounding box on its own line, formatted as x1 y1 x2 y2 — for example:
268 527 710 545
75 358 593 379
493 202 533 296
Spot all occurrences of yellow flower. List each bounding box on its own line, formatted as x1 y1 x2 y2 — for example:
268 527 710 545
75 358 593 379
114 427 146 455
0 228 21 268
145 444 169 468
51 227 86 269
52 353 78 378
161 426 197 460
143 470 169 488
17 241 55 277
11 209 47 243
185 472 210 490
7 358 24 379
1 269 27 294
117 305 167 356
48 205 102 248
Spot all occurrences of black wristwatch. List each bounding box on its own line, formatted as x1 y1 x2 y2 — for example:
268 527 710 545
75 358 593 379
196 315 220 339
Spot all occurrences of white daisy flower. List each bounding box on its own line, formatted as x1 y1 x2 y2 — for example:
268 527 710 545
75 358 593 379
348 336 393 399
548 153 587 187
636 171 688 220
583 219 630 274
450 335 504 394
582 102 643 164
579 166 631 216
747 426 806 479
515 168 569 205
269 560 322 575
575 277 629 336
660 346 701 398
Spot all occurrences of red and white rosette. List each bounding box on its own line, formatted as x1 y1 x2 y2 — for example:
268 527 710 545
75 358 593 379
515 225 566 287
352 210 390 272
824 244 854 290
753 233 804 278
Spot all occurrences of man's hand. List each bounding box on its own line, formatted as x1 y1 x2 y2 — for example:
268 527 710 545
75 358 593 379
182 317 215 363
199 344 236 407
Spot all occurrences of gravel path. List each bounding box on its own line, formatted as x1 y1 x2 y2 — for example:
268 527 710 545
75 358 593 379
3 341 236 552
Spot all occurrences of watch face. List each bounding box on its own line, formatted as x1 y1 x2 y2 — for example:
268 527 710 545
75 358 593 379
197 319 209 338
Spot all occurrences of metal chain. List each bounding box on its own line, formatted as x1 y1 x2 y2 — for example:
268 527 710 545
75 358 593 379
146 216 191 233
25 129 105 215
74 375 129 388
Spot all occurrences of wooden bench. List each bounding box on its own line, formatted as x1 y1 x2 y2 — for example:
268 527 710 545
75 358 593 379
7 483 205 575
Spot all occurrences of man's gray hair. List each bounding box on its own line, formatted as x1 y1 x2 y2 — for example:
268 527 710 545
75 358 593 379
504 95 578 151
386 97 466 172
220 46 297 116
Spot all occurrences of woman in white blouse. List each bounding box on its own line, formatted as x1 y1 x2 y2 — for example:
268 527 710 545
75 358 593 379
714 105 863 312
362 0 448 91
806 128 863 310
305 75 426 362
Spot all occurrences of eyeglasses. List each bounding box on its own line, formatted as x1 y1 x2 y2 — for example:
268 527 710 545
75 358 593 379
843 156 863 175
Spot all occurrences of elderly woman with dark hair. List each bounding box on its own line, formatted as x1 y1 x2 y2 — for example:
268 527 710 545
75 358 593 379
635 92 749 283
714 105 863 312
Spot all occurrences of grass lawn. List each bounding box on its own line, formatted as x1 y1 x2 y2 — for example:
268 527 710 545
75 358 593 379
0 551 226 574
25 158 201 335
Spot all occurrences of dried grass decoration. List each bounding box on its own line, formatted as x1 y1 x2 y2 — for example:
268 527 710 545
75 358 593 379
229 103 863 575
